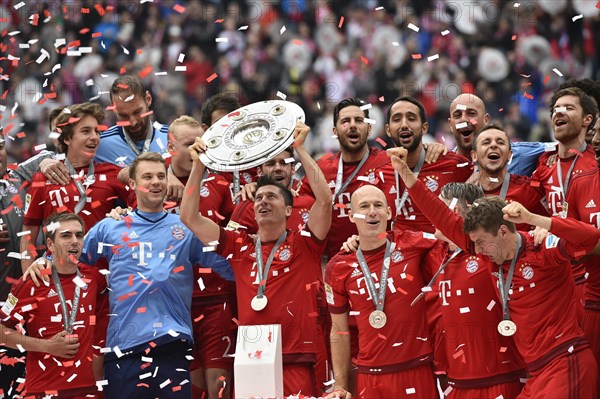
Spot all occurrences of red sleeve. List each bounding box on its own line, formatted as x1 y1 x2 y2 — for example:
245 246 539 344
324 255 351 314
408 179 473 252
229 200 258 234
549 216 600 259
217 182 235 225
22 173 46 226
0 279 36 330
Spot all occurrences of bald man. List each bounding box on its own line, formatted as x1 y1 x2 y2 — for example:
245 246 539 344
324 185 438 399
448 93 547 177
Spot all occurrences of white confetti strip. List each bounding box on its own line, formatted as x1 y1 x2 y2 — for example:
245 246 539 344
280 26 286 35
360 103 372 111
459 307 470 313
364 118 376 125
216 37 228 43
554 106 567 113
406 388 416 394
14 2 25 10
407 23 419 32
67 373 77 382
238 25 249 30
513 2 520 7
276 91 287 100
552 68 563 77
139 372 152 379
572 14 583 22
456 104 467 111
441 30 450 36
455 122 468 129
428 54 439 62
160 379 172 389
175 65 187 71
375 6 384 11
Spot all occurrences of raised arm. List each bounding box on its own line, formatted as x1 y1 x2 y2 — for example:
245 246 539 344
503 201 600 256
179 138 221 245
387 147 471 251
296 122 332 240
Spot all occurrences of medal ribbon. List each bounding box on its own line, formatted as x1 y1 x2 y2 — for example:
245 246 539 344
255 231 288 298
333 148 370 204
64 159 95 214
556 142 586 216
394 148 425 217
498 173 511 200
121 124 154 156
51 266 82 334
356 240 393 312
498 233 522 321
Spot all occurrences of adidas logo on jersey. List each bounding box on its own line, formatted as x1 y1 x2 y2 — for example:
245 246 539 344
350 267 363 278
547 176 553 184
48 289 58 298
389 186 397 194
586 199 597 209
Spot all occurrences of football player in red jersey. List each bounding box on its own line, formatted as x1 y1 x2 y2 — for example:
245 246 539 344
532 87 599 320
20 103 130 273
325 185 439 399
565 116 600 392
393 146 600 399
181 121 332 396
2 213 107 399
385 96 472 233
471 124 548 231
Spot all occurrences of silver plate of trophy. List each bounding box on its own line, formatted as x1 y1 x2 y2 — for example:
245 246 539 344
200 100 305 172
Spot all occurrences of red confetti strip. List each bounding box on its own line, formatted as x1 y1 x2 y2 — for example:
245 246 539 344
95 4 105 16
197 268 212 273
334 203 346 209
92 32 102 38
136 307 147 313
376 138 387 147
173 4 186 13
207 73 218 83
127 274 134 286
139 65 153 79
173 266 185 273
338 16 344 28
118 291 138 301
543 75 550 85
293 39 303 45
511 35 517 40
194 314 205 322
523 92 534 100
140 110 154 117
411 54 422 59
215 19 224 23
377 333 387 340
172 386 182 392
360 56 369 65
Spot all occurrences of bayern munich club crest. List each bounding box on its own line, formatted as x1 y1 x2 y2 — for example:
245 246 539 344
200 185 210 198
367 170 376 184
424 176 439 192
300 209 309 224
520 264 534 280
466 257 479 273
278 247 292 262
171 225 186 240
391 250 404 263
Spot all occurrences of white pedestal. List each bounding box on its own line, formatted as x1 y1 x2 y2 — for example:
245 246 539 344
234 324 283 399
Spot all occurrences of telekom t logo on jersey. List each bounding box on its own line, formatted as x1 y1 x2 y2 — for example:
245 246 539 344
49 188 69 208
132 242 153 266
547 191 563 216
439 280 452 306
